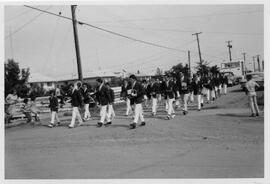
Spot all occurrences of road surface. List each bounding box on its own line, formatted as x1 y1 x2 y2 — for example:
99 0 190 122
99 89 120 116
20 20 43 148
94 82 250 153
5 86 264 179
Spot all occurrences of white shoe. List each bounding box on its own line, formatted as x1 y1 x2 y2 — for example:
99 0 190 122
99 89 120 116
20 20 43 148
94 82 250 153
48 123 54 128
68 125 74 128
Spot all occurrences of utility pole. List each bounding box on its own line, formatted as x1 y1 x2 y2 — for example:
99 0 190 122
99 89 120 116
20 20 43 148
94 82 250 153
71 5 83 82
252 56 256 72
256 55 260 72
192 32 203 67
242 52 246 75
188 50 191 78
226 40 232 62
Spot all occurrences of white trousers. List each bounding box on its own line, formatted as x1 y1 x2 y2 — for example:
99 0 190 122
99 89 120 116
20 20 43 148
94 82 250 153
165 99 169 112
223 84 227 94
180 94 189 111
106 104 115 122
196 95 203 110
70 107 83 127
84 103 91 119
167 98 175 115
126 98 132 116
50 111 60 124
206 89 210 101
248 95 259 114
211 90 216 99
133 103 144 124
152 97 158 113
100 105 108 123
189 92 194 103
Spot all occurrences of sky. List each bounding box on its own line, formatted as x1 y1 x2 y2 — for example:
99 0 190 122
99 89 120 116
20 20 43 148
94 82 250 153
4 4 264 79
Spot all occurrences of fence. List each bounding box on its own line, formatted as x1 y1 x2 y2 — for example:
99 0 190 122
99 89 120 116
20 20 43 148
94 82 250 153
6 87 124 119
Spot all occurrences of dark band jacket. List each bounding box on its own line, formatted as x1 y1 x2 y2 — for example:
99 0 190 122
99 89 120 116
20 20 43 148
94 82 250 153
127 89 137 99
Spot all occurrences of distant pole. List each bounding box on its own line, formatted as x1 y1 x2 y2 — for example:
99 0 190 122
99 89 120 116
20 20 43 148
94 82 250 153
226 41 232 62
192 32 203 67
252 56 256 72
262 60 264 71
256 55 260 72
71 5 83 82
242 52 246 75
188 50 191 78
241 61 244 75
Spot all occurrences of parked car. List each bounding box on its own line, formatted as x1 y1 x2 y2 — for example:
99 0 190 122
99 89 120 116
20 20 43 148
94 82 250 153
240 72 264 91
221 72 235 87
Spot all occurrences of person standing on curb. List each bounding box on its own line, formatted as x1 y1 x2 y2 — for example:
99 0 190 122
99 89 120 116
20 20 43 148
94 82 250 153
129 74 146 129
245 75 260 117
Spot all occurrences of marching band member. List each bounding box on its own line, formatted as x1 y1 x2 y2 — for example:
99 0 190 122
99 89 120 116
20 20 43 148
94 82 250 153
178 73 190 115
142 80 149 108
201 75 211 104
222 74 228 95
210 75 216 102
160 76 169 113
68 82 83 128
149 78 160 116
188 76 194 104
129 74 146 129
48 90 61 128
191 74 204 111
96 78 112 127
82 83 92 121
121 79 133 116
164 75 176 119
105 82 115 126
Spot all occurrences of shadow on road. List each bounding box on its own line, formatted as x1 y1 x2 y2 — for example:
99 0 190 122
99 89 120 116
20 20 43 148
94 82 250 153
216 113 249 117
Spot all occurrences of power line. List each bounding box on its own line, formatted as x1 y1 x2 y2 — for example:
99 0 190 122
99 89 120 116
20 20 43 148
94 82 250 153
87 10 263 23
6 8 34 22
5 6 52 39
102 39 196 70
98 25 263 36
23 5 188 53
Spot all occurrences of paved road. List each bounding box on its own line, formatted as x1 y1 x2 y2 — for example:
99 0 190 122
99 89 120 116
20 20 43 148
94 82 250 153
5 86 264 179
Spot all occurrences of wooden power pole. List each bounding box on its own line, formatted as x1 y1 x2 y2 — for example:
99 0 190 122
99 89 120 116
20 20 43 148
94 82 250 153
226 40 232 62
242 52 246 75
192 32 203 67
71 5 83 82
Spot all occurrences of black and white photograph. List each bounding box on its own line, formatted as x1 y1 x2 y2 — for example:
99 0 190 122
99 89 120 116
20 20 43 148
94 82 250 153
2 1 269 183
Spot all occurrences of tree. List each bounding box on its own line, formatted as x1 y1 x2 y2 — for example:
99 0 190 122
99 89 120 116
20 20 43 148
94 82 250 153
5 59 30 97
170 63 189 78
209 65 220 76
195 60 210 77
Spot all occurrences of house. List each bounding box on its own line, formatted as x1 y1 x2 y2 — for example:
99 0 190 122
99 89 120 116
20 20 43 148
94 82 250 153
28 73 56 91
28 70 122 91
